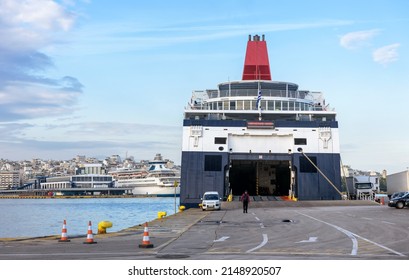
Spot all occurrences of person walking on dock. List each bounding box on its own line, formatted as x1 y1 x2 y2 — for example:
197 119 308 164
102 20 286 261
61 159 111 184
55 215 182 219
241 190 250 213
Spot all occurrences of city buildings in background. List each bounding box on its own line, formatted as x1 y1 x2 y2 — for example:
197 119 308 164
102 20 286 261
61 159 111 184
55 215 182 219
0 155 178 190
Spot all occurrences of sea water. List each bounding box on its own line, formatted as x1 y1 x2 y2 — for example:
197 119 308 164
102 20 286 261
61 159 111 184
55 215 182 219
0 197 179 238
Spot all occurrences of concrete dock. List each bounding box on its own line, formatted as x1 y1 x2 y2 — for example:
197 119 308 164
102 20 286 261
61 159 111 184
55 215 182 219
1 200 408 260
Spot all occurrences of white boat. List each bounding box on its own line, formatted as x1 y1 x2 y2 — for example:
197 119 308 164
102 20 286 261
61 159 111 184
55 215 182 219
114 154 180 197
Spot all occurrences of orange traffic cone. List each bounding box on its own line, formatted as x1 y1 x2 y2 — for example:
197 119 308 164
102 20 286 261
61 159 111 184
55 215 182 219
58 219 70 242
139 222 154 248
83 221 97 244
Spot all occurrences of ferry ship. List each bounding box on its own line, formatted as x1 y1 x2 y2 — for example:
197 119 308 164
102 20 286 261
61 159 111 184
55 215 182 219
114 154 180 197
180 35 342 207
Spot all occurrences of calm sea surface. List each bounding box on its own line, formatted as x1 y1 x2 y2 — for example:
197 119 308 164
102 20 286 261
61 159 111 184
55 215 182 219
0 197 179 238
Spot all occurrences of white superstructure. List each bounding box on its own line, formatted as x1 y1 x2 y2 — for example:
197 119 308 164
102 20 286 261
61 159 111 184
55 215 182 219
115 154 180 196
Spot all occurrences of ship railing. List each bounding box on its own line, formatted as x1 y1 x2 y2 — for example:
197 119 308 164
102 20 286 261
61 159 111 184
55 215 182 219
186 101 333 112
215 89 301 99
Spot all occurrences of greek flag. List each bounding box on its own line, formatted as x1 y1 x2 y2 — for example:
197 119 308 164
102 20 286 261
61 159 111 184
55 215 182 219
256 90 261 109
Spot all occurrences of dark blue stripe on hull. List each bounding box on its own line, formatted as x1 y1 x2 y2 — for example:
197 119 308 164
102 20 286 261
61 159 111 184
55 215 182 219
180 151 342 207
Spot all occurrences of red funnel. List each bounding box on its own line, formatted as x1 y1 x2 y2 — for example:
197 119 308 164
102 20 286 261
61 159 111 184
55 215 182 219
242 34 271 80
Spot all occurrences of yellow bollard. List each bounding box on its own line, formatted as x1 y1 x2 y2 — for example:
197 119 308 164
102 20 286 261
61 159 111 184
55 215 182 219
157 211 167 219
98 221 113 234
179 205 186 212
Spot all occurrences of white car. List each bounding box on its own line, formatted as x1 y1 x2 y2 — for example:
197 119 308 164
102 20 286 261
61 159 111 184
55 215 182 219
201 191 221 211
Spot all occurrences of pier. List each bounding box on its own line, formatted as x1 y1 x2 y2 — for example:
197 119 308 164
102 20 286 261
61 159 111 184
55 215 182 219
1 200 407 260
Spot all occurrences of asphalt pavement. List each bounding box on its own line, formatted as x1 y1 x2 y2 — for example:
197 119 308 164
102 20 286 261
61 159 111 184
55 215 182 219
1 200 408 260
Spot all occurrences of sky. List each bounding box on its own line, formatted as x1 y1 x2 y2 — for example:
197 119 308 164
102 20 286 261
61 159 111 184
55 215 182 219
0 0 408 174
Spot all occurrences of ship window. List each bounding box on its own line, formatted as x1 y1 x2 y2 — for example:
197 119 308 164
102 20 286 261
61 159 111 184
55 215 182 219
294 138 307 145
237 100 244 110
261 100 267 110
275 100 282 110
295 102 301 111
282 101 289 110
299 156 317 173
214 137 227 144
223 100 229 110
267 100 274 110
289 101 295 110
204 155 222 171
230 101 236 110
243 100 251 110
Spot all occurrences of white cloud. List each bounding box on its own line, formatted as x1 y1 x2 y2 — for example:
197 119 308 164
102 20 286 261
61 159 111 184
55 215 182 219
0 79 82 120
0 0 81 121
59 19 353 56
340 29 380 49
0 0 74 30
372 43 400 65
0 121 182 162
0 0 75 51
